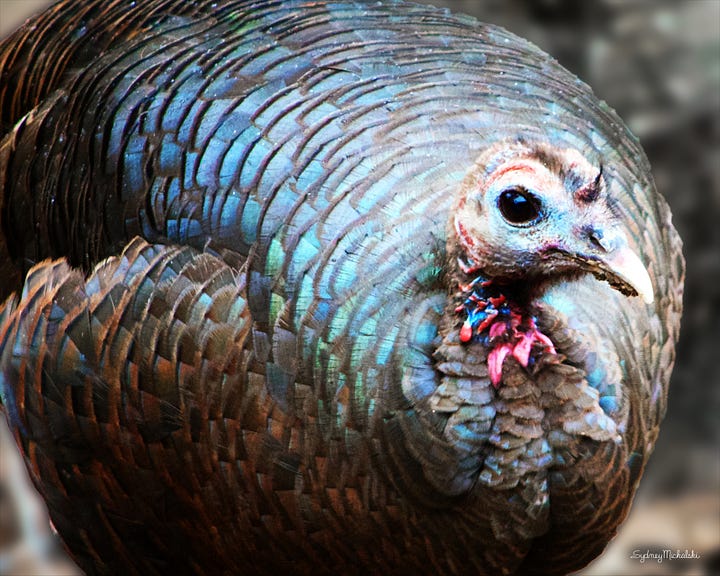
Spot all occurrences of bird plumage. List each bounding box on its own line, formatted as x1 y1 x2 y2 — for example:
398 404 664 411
0 1 683 575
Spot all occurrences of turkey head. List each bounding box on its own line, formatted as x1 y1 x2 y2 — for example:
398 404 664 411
449 141 655 385
454 141 653 302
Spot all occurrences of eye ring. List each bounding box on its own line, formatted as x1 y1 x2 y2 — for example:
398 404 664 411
497 187 543 226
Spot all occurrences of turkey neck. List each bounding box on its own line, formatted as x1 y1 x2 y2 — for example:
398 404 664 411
391 248 628 509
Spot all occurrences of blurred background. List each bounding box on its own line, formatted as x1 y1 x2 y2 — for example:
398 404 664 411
0 0 718 574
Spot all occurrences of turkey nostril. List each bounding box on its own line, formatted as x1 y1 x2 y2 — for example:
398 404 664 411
586 227 608 253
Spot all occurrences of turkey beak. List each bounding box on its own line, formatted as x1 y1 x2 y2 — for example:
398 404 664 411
584 227 654 304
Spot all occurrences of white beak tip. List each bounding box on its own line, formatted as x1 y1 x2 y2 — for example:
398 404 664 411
607 245 655 306
640 286 655 305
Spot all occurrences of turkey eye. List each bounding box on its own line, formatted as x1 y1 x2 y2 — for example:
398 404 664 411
497 187 542 225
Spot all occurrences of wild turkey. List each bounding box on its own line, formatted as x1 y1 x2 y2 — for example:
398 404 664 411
0 0 684 575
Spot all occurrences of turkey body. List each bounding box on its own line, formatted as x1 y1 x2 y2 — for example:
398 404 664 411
0 1 683 575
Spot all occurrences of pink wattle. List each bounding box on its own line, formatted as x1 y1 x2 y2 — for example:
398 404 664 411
460 321 473 343
488 344 512 387
512 332 534 366
486 322 557 387
456 279 557 388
